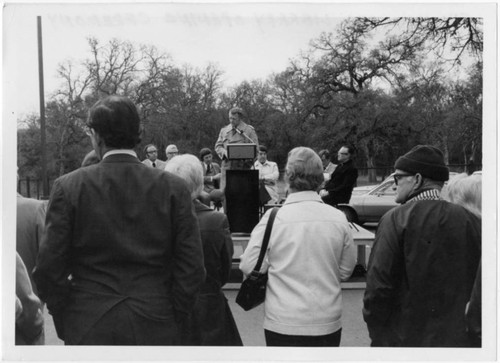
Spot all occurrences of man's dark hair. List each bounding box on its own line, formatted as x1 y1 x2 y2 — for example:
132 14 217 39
342 145 356 155
318 149 330 160
87 95 141 149
259 145 268 153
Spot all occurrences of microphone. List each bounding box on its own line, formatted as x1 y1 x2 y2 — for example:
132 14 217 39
233 127 243 135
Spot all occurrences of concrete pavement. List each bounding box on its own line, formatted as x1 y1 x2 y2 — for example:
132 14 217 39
42 287 370 346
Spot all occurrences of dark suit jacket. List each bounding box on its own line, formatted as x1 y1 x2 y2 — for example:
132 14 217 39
182 200 242 345
16 195 46 296
202 162 221 193
33 153 205 345
323 159 358 205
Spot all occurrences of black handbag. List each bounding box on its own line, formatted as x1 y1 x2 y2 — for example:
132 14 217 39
236 207 279 311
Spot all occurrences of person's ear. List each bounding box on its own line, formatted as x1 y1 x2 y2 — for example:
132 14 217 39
414 173 423 189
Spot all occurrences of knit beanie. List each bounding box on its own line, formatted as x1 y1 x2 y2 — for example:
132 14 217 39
199 148 212 160
394 145 449 181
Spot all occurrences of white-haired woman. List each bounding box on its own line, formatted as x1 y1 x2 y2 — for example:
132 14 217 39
442 173 481 217
165 154 242 346
240 147 356 346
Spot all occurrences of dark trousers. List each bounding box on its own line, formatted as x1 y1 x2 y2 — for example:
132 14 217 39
74 303 180 345
265 328 342 347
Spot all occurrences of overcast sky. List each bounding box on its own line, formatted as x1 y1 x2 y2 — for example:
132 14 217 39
4 2 349 118
4 1 491 119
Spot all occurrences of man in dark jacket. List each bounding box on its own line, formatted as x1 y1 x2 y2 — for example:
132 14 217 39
363 145 481 347
319 145 358 206
33 95 205 345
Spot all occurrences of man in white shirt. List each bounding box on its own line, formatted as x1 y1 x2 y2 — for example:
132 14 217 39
141 144 166 169
254 145 280 204
165 144 179 165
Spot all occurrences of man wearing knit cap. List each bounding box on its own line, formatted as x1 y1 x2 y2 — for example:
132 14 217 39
363 145 481 347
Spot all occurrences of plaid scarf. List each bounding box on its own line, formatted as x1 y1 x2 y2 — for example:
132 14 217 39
406 189 441 204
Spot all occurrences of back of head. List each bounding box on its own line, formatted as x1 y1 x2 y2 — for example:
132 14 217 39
87 95 141 149
395 144 449 182
164 154 203 199
442 174 482 217
285 147 324 192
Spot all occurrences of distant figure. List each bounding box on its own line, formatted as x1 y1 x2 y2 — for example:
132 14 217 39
214 107 259 190
16 253 44 345
141 143 166 169
165 154 243 346
16 194 46 296
165 144 179 164
254 145 280 204
240 147 356 347
199 148 223 208
200 147 221 194
16 192 46 344
319 145 358 206
319 149 337 175
81 150 100 167
363 145 481 347
34 95 205 345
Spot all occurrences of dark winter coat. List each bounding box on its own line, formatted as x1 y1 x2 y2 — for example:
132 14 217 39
323 159 358 205
363 199 481 347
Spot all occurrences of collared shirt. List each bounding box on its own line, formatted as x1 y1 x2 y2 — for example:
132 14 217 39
324 162 337 174
102 149 137 160
254 159 280 203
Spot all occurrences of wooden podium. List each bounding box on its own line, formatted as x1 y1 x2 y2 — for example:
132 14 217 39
225 169 260 233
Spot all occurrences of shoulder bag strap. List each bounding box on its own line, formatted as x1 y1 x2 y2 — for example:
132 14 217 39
252 207 279 273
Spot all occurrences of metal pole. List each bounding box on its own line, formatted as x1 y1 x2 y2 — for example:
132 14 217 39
37 16 49 198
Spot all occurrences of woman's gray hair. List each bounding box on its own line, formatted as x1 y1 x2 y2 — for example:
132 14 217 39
442 173 482 217
164 154 204 199
285 147 324 191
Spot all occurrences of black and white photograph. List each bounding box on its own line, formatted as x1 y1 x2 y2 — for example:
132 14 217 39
1 1 497 362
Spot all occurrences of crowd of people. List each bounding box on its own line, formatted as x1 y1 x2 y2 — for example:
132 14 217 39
14 95 481 348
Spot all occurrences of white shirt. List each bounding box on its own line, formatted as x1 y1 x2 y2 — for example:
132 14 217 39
240 191 356 336
254 160 280 203
103 149 137 159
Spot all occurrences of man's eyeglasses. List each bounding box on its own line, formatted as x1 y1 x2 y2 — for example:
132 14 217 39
167 152 179 155
393 173 414 185
147 150 158 154
338 152 349 155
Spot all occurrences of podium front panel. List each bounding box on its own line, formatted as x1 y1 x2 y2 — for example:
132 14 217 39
225 170 260 233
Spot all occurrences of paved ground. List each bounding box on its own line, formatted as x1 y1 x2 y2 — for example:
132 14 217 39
42 286 370 346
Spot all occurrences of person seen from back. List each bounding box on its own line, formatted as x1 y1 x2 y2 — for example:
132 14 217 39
165 154 242 345
363 145 481 347
442 173 482 347
33 95 205 345
240 146 356 347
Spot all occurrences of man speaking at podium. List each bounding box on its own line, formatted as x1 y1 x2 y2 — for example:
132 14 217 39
215 107 259 191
